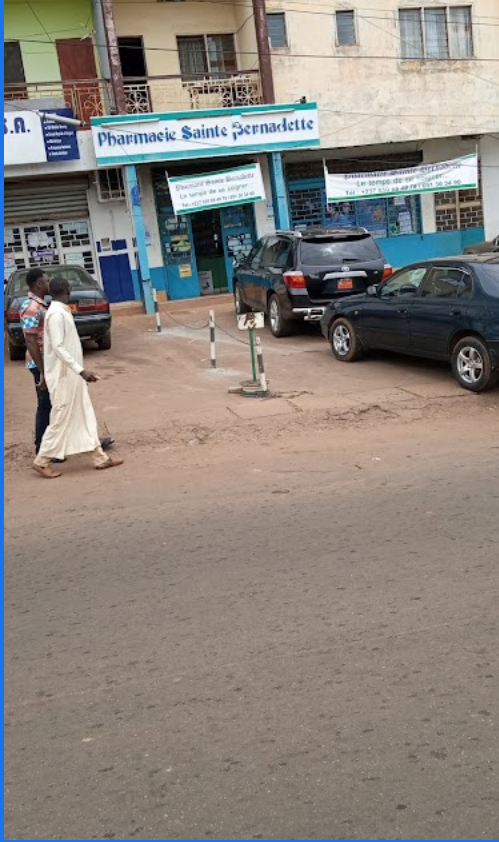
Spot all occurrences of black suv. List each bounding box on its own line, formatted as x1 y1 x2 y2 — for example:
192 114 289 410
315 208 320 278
233 227 392 337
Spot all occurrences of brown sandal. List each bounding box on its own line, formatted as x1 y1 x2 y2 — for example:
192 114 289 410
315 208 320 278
33 464 62 479
96 456 124 471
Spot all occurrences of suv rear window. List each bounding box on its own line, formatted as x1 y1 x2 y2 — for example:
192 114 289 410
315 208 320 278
299 234 382 266
476 263 499 298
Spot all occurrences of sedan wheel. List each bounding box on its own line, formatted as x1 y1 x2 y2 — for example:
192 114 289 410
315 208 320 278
330 318 361 362
452 336 497 392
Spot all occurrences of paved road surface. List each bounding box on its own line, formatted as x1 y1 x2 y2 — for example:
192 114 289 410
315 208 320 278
5 419 498 840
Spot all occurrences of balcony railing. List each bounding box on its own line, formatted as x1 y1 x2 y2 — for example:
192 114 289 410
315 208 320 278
4 79 115 127
4 71 263 130
123 71 263 114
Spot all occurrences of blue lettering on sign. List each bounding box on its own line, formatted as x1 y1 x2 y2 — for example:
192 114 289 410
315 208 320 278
95 112 318 155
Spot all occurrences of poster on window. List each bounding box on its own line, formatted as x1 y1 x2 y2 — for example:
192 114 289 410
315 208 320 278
324 154 478 202
168 163 265 216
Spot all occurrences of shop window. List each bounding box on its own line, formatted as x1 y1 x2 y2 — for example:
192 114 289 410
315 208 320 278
267 13 288 49
97 168 126 202
289 182 422 239
336 11 357 46
177 34 237 79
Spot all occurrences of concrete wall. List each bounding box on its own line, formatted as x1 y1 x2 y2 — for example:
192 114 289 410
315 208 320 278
266 0 499 148
4 0 96 84
113 0 257 76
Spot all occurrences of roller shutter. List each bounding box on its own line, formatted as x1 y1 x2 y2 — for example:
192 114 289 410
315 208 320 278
4 176 90 224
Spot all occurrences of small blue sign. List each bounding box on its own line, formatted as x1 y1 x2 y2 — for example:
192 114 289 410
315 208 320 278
42 109 80 162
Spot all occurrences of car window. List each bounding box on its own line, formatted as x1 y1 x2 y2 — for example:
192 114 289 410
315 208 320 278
420 267 472 299
248 240 266 269
379 267 427 298
475 264 499 298
9 266 98 294
261 238 293 270
299 234 382 266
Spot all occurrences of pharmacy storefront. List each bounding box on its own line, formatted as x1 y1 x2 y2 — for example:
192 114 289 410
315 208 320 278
91 103 320 301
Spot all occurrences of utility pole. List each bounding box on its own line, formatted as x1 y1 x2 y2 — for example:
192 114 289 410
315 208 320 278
100 0 127 114
252 0 275 104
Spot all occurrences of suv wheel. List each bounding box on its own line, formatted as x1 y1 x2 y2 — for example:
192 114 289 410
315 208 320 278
330 318 362 362
268 294 293 338
452 336 497 392
234 282 250 315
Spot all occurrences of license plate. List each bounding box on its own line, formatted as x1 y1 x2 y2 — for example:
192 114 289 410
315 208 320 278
337 279 353 290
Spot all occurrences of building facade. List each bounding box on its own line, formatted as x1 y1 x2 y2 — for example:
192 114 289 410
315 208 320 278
5 0 499 305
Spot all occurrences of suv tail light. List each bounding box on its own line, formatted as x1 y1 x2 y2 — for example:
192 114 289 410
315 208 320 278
283 271 307 289
382 265 393 280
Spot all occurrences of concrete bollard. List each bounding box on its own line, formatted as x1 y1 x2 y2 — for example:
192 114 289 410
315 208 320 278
209 309 216 369
152 287 162 333
255 335 268 394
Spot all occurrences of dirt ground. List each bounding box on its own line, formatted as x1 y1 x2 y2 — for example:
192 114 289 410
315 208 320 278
4 296 498 472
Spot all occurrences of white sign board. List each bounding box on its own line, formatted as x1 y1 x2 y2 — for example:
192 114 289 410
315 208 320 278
237 312 265 330
168 163 265 215
325 154 479 202
91 103 320 166
4 111 47 165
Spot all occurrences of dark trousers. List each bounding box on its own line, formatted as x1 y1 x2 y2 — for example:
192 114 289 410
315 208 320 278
31 367 51 454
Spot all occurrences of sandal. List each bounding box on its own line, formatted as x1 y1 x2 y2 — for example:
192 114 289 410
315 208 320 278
33 464 62 479
96 456 124 471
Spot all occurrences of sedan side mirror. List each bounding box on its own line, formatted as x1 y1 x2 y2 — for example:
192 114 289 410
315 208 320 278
367 284 378 296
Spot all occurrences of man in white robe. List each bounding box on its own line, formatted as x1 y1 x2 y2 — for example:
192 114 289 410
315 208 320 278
33 277 123 479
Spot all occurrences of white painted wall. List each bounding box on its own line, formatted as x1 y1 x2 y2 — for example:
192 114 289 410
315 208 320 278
480 136 499 241
4 130 98 179
266 0 499 149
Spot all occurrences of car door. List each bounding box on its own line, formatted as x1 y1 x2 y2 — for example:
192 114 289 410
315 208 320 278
237 239 266 307
255 237 283 309
258 237 294 310
409 265 475 358
360 266 428 350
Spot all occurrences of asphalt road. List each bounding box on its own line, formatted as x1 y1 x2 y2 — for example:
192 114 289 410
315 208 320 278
4 420 499 840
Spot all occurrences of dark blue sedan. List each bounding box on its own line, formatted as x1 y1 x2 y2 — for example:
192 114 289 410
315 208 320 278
320 255 499 392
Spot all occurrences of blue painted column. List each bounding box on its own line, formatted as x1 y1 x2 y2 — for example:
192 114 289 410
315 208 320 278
268 152 290 230
124 164 154 314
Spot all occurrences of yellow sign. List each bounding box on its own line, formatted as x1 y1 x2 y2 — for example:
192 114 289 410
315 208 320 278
179 264 193 278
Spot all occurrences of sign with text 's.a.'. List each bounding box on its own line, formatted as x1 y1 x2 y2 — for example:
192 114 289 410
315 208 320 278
325 154 479 202
4 109 80 166
168 163 265 216
91 102 320 166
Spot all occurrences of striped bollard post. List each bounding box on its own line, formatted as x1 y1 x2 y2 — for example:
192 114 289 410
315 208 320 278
209 309 217 369
152 287 162 333
255 335 268 395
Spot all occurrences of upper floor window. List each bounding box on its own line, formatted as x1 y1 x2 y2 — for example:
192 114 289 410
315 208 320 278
267 13 288 48
336 10 357 46
5 41 26 86
177 34 237 79
399 6 473 59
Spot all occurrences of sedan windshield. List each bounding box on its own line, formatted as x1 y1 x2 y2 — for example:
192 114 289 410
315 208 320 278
476 263 499 298
10 266 97 295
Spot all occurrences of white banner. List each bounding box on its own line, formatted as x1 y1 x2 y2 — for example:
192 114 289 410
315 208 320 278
168 163 265 215
325 154 479 202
